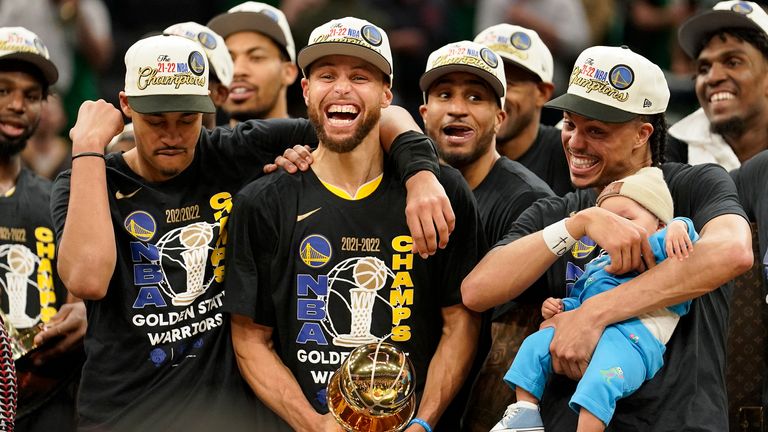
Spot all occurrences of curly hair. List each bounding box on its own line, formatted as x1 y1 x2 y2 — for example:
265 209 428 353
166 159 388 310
694 27 768 60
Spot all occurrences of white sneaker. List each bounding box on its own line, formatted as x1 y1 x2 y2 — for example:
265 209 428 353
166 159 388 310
489 401 545 432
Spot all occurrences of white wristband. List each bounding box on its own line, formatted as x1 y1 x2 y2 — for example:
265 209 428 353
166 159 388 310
542 218 577 257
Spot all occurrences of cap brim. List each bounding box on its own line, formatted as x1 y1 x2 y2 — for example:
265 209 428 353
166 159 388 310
207 12 287 47
545 93 638 123
0 52 58 86
298 42 392 79
678 10 764 57
127 94 215 114
419 64 505 100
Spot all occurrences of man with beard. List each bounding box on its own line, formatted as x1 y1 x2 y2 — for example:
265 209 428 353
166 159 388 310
51 32 455 431
461 45 753 430
0 27 86 432
473 24 572 196
669 1 768 170
417 40 554 431
208 2 298 124
224 18 484 432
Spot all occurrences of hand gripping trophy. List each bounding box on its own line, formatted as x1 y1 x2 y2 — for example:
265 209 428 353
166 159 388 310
327 341 415 432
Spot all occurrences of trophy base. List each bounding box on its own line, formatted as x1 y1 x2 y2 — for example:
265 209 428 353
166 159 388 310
327 370 415 432
333 334 378 348
171 291 203 306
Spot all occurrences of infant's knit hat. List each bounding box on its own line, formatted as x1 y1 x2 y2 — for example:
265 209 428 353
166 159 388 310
596 167 673 224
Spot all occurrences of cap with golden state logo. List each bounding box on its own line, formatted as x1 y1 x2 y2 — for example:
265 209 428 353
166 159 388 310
207 1 295 63
0 27 58 86
419 40 506 108
474 24 553 84
596 166 673 224
298 17 393 84
545 46 669 123
163 22 233 87
678 1 768 57
124 34 214 114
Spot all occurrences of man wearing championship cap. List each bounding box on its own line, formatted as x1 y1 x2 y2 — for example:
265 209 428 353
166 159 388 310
164 22 234 129
0 26 87 432
208 2 298 124
52 32 449 431
473 24 572 196
669 1 768 170
417 39 554 430
493 167 699 432
461 45 752 430
224 18 484 432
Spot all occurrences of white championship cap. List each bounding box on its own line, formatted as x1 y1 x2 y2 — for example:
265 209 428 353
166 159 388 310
545 46 669 123
0 27 58 85
419 40 506 108
474 24 553 84
678 1 768 57
298 17 393 84
163 22 234 87
124 34 214 114
207 1 296 63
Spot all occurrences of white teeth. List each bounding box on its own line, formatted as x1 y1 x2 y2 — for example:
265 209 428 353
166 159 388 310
571 155 597 168
710 92 734 102
328 117 354 125
231 87 248 94
328 104 358 114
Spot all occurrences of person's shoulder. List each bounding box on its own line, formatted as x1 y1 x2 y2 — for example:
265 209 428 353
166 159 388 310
661 161 730 183
237 169 304 200
20 168 52 193
494 157 555 195
538 123 562 144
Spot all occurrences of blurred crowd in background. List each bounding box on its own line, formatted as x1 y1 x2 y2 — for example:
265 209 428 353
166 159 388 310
8 0 744 181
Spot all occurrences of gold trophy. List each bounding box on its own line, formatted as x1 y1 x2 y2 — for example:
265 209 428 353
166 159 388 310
2 244 44 360
327 341 416 432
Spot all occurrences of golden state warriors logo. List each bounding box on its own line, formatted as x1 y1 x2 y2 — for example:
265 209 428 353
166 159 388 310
480 47 499 68
261 8 279 22
510 31 531 51
361 25 383 47
609 65 633 90
197 31 217 50
572 236 597 259
124 211 157 242
188 51 206 76
300 234 332 268
732 2 753 14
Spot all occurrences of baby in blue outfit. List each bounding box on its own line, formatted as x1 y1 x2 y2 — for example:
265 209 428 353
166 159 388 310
491 167 698 432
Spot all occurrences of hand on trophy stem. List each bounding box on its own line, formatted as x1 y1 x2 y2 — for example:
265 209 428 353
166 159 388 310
30 301 86 366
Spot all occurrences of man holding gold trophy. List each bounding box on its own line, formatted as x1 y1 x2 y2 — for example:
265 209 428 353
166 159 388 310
224 17 484 432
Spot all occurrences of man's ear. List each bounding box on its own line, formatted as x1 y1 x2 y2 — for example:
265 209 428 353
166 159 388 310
118 91 133 119
209 83 229 107
282 62 299 86
301 78 310 106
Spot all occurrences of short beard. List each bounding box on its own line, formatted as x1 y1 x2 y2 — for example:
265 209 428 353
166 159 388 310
496 109 533 144
711 117 746 139
438 127 495 169
308 104 380 153
0 139 27 159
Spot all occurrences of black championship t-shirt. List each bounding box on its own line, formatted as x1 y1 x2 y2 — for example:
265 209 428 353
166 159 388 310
224 164 484 423
497 162 746 431
0 168 75 418
50 119 317 432
730 150 768 420
515 124 574 197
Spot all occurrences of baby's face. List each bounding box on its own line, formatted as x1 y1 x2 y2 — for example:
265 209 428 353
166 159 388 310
599 195 661 234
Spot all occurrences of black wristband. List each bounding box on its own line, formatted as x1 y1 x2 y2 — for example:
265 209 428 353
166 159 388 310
388 130 440 184
72 151 105 161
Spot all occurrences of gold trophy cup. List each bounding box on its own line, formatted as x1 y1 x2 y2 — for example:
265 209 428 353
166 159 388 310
327 342 416 432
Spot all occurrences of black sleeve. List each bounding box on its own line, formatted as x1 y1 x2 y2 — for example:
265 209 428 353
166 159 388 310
665 135 689 164
434 168 487 307
50 170 72 243
387 131 440 184
223 182 280 327
664 163 747 231
204 118 319 169
495 195 570 248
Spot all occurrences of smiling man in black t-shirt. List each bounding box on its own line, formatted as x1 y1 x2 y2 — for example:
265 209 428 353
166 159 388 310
462 45 753 431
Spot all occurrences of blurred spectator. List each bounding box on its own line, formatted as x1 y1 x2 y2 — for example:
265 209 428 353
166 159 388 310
581 0 617 45
474 0 590 123
21 93 71 180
